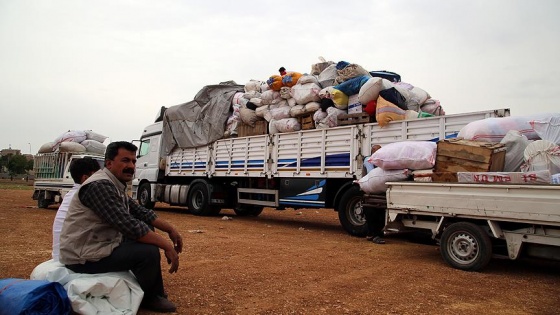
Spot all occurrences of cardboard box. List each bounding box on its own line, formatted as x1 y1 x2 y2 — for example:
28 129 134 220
347 94 363 114
431 172 458 182
238 120 268 137
297 113 315 130
337 112 371 126
435 139 506 173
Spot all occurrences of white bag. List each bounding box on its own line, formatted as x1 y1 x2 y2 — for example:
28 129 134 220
270 106 292 120
370 141 437 170
270 118 301 134
521 140 560 174
81 140 106 155
500 130 531 172
244 80 262 93
356 168 410 194
38 142 55 153
530 115 560 144
53 130 87 150
458 114 551 142
291 82 321 105
58 142 87 153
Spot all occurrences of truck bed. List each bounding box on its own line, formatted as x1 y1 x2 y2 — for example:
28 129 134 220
165 108 509 179
386 182 560 227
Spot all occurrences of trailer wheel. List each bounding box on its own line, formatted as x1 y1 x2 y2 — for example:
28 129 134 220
138 183 155 209
38 191 50 209
234 205 264 217
440 222 492 271
337 185 367 237
187 183 214 216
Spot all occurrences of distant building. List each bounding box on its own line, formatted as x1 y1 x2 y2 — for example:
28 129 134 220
1 149 21 156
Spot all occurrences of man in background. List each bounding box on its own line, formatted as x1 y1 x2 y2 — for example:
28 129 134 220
52 157 101 261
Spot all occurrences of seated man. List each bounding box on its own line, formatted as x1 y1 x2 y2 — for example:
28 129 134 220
52 157 101 261
60 141 183 313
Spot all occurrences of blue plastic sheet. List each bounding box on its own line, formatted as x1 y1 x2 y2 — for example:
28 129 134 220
334 75 370 96
0 278 70 315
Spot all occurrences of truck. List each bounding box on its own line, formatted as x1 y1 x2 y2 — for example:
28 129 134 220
32 151 105 208
377 182 560 271
132 91 510 236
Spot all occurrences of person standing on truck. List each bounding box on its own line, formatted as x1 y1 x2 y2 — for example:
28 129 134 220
52 157 101 261
59 141 183 313
363 144 386 244
363 144 382 174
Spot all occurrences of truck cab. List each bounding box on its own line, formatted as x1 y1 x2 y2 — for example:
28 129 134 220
132 121 163 209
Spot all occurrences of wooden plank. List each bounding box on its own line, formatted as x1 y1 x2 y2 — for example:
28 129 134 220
337 112 371 126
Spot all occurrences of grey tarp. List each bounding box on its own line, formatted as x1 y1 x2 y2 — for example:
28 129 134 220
161 83 243 156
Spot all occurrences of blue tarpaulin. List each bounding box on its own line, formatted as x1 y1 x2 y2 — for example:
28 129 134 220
0 278 70 315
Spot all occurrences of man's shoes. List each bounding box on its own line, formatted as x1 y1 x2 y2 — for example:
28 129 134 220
366 236 386 244
141 295 177 313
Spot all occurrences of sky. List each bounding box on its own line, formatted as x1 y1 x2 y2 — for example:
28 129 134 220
1 0 559 154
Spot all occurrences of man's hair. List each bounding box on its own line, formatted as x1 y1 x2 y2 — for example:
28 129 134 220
278 67 286 73
69 157 101 184
105 141 138 162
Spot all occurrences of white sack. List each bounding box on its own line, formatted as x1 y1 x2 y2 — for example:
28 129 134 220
280 87 291 99
500 130 531 172
255 105 269 118
370 141 437 170
85 130 107 143
358 77 391 104
53 130 87 150
249 98 263 107
291 82 321 105
38 142 55 154
458 114 552 142
287 98 297 107
58 142 86 153
289 105 305 117
356 168 410 194
521 140 560 174
530 115 560 144
81 140 106 155
244 91 261 99
318 64 337 88
244 80 262 92
313 110 328 123
270 106 292 120
316 107 346 129
298 75 320 85
261 90 281 102
304 101 321 113
31 259 143 315
270 118 301 134
232 92 248 106
239 107 259 127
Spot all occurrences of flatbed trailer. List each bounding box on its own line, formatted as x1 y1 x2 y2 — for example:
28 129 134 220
382 182 560 271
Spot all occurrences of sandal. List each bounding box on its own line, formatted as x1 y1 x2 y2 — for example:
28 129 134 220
371 236 386 244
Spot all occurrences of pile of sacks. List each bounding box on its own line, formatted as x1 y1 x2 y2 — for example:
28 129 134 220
37 130 108 155
357 114 560 193
225 58 445 137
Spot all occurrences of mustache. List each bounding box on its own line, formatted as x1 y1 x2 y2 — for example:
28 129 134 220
123 168 135 175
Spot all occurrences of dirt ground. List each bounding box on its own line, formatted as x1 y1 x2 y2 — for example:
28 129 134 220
1 182 559 315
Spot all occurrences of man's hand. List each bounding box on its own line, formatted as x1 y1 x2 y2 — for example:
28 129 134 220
168 229 183 253
164 247 180 273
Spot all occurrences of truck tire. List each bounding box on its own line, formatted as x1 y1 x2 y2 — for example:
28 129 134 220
440 222 492 271
337 185 367 237
138 183 155 209
38 191 50 209
234 205 264 217
187 183 215 216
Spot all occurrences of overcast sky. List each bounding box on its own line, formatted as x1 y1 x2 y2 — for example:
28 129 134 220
1 0 559 154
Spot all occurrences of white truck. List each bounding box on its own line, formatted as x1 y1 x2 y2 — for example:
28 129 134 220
367 182 560 271
132 103 509 236
32 152 105 208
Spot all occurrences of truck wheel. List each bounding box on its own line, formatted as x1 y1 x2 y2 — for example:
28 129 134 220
337 185 367 237
234 205 264 217
440 222 492 271
138 183 155 209
187 183 214 216
38 191 50 209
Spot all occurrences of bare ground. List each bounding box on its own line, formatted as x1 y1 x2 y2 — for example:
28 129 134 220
0 185 559 315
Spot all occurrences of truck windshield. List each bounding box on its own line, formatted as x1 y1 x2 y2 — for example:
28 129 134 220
138 139 150 157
